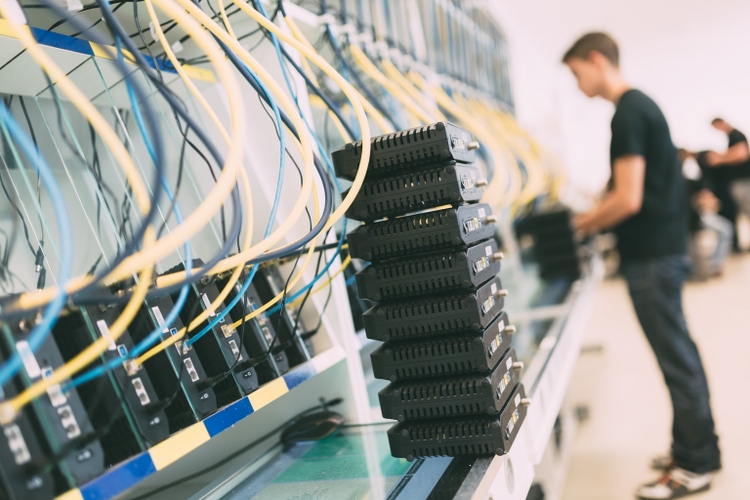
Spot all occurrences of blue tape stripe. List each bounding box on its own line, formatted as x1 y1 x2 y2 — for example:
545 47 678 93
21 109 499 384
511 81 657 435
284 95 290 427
80 453 156 500
283 363 317 391
204 397 254 437
31 27 93 56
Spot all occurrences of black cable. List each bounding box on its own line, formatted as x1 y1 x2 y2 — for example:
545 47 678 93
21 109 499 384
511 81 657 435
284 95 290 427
17 97 43 243
93 0 240 273
291 227 330 340
129 398 345 500
157 123 189 239
247 0 356 141
28 0 170 291
206 17 334 266
0 0 243 317
0 165 35 257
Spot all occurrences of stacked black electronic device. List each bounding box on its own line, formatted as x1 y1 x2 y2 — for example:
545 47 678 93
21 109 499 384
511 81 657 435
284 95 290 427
515 207 582 280
335 122 530 462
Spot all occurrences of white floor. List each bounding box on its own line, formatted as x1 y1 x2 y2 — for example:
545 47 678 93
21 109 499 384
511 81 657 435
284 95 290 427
562 254 750 500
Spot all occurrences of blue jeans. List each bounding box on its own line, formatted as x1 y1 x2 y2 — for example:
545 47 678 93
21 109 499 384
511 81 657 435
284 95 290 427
620 255 721 473
702 213 734 271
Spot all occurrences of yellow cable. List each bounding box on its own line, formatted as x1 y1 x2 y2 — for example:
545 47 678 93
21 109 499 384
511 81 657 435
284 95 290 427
142 0 255 350
282 14 394 135
182 0 371 245
287 255 351 307
347 43 432 126
8 0 248 313
1 231 155 421
212 0 328 331
0 10 154 312
137 0 327 363
380 59 445 122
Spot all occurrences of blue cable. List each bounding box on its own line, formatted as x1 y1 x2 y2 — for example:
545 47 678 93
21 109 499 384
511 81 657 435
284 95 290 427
0 102 74 389
185 56 287 348
254 2 350 310
62 41 195 391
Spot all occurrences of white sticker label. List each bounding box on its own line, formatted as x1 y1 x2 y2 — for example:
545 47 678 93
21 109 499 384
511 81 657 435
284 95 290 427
201 294 216 317
66 0 83 11
485 245 492 257
491 283 498 295
506 357 513 370
149 22 156 40
151 307 169 333
514 394 521 406
96 320 117 351
15 341 41 379
498 320 505 332
172 40 184 54
478 208 486 218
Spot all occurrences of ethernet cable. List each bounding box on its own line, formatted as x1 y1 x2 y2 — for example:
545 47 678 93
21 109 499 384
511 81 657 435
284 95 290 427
142 0 289 351
207 0 349 333
0 0 161 311
151 0 369 276
0 101 73 389
0 0 245 415
2 0 248 315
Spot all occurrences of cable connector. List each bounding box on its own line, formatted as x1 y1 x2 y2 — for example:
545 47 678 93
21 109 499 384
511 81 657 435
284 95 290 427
36 268 46 291
34 246 44 273
0 401 17 425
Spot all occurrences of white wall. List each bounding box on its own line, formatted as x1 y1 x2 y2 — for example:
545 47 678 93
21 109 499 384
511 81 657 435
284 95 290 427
487 0 750 203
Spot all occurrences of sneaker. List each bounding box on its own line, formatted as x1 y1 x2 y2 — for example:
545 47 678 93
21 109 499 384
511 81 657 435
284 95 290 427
636 467 712 499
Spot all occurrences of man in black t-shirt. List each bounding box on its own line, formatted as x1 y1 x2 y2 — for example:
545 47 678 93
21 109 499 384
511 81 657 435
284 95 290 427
563 33 721 499
706 118 750 221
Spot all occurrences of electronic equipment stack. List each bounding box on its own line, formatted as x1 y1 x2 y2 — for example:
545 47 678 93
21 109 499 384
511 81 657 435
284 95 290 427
335 122 530 461
515 207 583 280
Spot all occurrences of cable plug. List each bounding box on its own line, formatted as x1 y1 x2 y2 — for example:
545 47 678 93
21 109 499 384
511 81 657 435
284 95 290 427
36 268 46 291
34 246 44 273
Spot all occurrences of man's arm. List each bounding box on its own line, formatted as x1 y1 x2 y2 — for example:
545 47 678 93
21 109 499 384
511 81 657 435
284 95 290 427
574 155 646 235
706 142 750 167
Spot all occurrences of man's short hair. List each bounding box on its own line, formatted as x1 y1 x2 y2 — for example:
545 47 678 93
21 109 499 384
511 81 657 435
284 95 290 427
711 118 725 125
562 32 619 66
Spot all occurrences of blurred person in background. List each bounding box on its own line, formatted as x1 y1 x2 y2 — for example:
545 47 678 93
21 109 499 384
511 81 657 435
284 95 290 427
562 32 721 499
705 118 750 225
678 149 734 279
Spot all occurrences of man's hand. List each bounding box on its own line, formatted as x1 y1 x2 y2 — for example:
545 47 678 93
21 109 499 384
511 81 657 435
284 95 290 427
572 155 646 237
706 151 721 167
573 213 597 238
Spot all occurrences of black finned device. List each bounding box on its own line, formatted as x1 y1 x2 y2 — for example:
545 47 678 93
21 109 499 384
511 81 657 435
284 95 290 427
387 383 529 461
355 239 501 302
370 311 514 382
378 348 522 422
362 276 505 342
347 203 496 262
344 163 484 221
333 122 476 181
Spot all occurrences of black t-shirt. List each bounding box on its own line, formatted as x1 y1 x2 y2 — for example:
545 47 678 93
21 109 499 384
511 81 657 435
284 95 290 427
610 89 687 261
720 129 750 180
